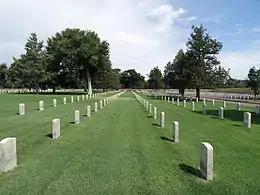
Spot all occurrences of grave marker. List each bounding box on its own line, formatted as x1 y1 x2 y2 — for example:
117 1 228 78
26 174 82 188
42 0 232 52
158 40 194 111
52 119 60 139
39 101 44 111
160 112 165 127
200 142 214 181
154 107 157 119
63 97 67 104
53 99 57 107
94 102 98 112
19 103 25 115
219 107 224 119
172 121 179 143
74 110 80 124
0 137 17 172
87 106 91 117
243 112 251 128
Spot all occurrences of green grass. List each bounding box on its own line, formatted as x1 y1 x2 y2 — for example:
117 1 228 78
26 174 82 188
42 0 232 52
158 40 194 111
0 91 259 194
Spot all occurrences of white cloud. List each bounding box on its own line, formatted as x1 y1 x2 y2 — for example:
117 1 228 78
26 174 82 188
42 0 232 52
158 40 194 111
147 5 187 33
0 0 190 78
219 50 260 79
251 28 260 33
185 16 197 21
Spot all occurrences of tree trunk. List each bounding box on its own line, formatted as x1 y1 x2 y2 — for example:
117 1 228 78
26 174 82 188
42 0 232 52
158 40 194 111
196 87 200 100
52 87 56 93
179 88 185 97
86 69 92 94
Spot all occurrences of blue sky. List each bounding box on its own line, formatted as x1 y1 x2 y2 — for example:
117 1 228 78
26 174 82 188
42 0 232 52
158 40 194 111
0 0 260 79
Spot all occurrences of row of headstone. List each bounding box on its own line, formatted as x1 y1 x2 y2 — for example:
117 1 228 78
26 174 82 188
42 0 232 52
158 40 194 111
18 93 101 115
5 91 124 173
136 91 215 181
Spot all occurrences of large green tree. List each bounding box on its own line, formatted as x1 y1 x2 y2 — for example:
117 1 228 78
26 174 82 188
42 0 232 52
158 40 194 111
164 49 190 96
120 69 145 89
9 33 48 91
186 25 223 99
46 28 112 93
147 66 164 90
0 63 8 88
247 66 260 97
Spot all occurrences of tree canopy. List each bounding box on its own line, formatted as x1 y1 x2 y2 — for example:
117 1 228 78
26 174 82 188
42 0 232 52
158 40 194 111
147 66 164 90
247 66 260 97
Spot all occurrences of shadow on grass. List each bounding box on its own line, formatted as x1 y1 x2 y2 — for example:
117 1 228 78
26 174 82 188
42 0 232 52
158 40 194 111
152 123 161 127
193 109 260 124
147 115 153 118
160 136 173 143
69 121 75 124
46 133 53 138
179 163 203 179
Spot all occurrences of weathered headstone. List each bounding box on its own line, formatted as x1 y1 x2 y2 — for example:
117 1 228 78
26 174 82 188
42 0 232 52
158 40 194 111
237 103 241 111
146 101 149 110
0 137 17 172
196 97 198 102
223 101 226 108
203 98 206 105
19 103 25 115
94 102 98 112
104 99 106 106
243 112 251 128
71 96 74 103
191 101 195 111
85 95 88 100
177 99 180 106
63 97 67 104
77 96 80 102
212 99 215 106
160 112 165 127
200 142 213 181
74 110 80 124
172 121 179 143
172 98 174 104
167 97 170 102
183 100 186 108
39 101 44 111
52 119 60 139
154 107 157 119
53 99 57 107
100 100 103 109
219 107 224 119
149 104 152 114
87 106 91 117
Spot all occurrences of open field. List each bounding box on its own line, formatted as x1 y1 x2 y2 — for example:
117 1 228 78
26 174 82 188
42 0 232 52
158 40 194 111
0 91 259 194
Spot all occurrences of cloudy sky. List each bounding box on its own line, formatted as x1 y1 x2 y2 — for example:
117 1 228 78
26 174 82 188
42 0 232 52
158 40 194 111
1 0 260 79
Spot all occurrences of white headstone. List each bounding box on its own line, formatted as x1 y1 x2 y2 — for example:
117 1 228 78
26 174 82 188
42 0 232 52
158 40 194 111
77 96 80 102
85 94 88 100
173 121 179 143
160 112 165 127
223 101 226 108
219 107 224 119
212 99 215 106
196 97 198 102
177 99 180 106
63 97 67 104
0 137 17 172
191 101 195 111
172 98 174 104
149 104 152 114
200 142 213 181
103 99 106 106
74 110 80 124
154 107 157 119
71 96 74 103
87 106 91 117
183 100 186 108
237 103 241 111
52 119 60 139
243 112 251 128
19 103 25 115
203 98 206 105
53 99 57 107
94 102 98 112
146 101 149 110
100 100 103 109
39 101 44 111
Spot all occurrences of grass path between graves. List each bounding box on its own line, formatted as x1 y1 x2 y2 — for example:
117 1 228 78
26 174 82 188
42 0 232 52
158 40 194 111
0 92 260 194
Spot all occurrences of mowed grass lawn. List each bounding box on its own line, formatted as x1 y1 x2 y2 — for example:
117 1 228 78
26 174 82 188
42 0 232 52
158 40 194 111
0 91 259 194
